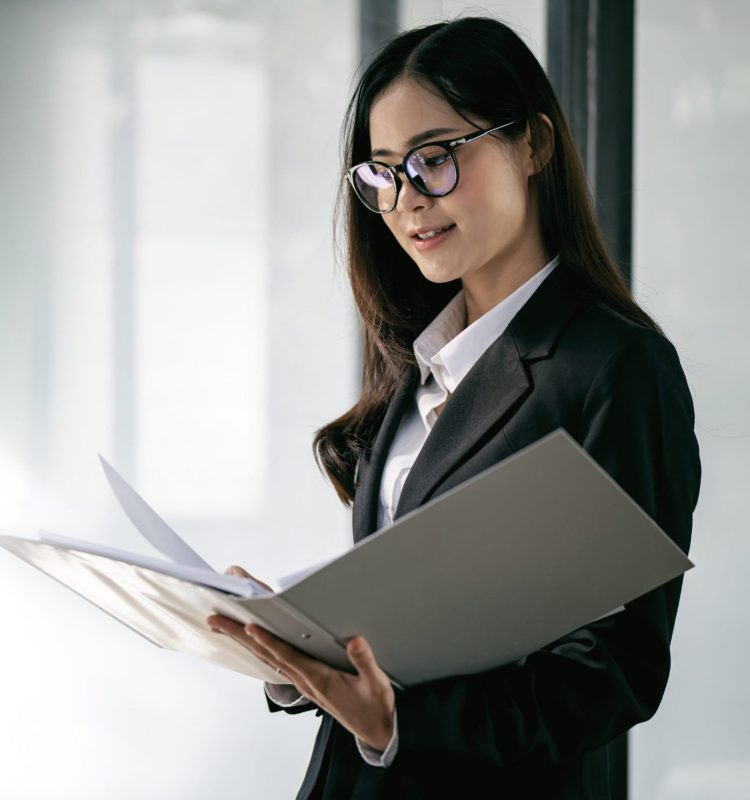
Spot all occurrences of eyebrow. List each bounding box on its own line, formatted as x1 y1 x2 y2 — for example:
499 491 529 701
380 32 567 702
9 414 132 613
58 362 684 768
370 127 461 158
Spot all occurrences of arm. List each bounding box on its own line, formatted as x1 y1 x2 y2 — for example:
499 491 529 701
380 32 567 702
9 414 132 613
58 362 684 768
389 329 701 767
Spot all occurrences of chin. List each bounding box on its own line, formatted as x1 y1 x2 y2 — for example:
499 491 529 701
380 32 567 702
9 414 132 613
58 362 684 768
417 269 461 285
413 259 462 285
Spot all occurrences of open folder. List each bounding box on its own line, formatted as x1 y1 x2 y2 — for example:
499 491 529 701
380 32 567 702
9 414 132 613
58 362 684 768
0 429 692 690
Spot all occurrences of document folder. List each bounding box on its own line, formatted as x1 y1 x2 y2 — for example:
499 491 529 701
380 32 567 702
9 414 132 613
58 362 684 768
0 428 693 689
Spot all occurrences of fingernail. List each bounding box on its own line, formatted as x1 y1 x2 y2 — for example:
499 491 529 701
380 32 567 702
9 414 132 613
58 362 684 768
210 626 223 634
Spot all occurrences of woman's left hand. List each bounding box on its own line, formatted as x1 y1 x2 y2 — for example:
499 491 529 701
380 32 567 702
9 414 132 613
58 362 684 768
206 613 396 752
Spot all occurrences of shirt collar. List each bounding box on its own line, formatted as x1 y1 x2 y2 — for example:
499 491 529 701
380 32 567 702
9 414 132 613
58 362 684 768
413 255 560 392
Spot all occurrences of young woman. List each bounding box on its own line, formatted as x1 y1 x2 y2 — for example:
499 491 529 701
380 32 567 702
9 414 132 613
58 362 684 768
208 16 701 799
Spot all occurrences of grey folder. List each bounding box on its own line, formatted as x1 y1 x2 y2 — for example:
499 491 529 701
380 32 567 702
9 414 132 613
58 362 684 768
0 429 692 689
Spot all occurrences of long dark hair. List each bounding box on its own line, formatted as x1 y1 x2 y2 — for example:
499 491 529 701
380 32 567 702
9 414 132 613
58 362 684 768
313 15 662 506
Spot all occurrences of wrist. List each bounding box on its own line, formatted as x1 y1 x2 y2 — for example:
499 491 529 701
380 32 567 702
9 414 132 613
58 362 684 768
364 703 395 751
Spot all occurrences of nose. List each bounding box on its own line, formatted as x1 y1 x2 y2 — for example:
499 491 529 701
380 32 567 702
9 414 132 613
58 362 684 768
394 171 434 214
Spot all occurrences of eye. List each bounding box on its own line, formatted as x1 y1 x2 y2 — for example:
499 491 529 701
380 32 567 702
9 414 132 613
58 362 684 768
409 144 452 169
424 153 450 168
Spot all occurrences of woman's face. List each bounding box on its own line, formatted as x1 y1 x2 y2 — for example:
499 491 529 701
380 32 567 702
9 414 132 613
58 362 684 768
368 78 548 292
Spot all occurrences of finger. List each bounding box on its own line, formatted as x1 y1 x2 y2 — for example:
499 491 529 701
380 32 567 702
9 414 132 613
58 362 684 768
241 630 318 702
208 614 259 648
208 613 247 633
245 624 323 673
224 564 251 578
223 565 274 592
208 616 308 686
245 624 330 697
346 636 385 684
208 615 291 676
207 616 322 702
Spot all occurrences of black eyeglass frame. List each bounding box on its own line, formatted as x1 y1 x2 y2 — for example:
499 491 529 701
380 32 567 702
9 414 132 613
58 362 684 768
344 120 520 214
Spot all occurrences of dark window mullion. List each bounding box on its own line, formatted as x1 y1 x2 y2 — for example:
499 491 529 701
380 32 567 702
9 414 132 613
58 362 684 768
548 0 635 287
547 2 635 798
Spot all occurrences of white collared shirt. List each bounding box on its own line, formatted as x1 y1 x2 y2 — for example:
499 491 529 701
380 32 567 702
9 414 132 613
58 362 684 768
377 254 560 531
266 253 560 769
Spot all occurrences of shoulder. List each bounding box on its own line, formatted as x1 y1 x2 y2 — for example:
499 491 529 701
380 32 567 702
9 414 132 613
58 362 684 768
557 297 684 382
565 310 698 461
537 295 695 428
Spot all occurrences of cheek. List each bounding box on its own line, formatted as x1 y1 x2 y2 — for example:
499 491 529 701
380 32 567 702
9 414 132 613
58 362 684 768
458 150 527 213
460 170 529 238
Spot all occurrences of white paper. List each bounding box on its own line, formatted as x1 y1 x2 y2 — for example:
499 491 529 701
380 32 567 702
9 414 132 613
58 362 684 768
97 454 213 570
37 529 270 598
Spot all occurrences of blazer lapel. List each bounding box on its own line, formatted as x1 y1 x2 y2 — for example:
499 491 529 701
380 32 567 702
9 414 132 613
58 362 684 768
394 263 591 519
352 364 419 542
393 330 529 520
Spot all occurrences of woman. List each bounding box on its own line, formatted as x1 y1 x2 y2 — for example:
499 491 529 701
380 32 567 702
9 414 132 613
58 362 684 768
208 16 701 799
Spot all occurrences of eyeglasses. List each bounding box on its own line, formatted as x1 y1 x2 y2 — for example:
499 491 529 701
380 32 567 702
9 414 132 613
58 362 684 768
344 120 518 214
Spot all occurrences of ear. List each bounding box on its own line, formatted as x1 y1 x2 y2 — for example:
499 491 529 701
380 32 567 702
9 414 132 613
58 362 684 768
524 112 555 176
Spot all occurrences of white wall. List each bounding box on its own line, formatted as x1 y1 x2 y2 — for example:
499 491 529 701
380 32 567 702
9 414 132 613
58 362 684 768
631 1 750 797
0 2 357 798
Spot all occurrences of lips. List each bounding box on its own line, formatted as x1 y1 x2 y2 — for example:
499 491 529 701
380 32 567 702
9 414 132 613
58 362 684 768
409 223 456 240
410 223 456 251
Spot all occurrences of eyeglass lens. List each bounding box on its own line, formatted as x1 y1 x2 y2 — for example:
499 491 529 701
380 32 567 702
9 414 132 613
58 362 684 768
352 144 456 212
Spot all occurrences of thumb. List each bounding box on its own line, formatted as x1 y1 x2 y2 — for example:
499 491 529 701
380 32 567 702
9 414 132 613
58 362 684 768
347 636 381 679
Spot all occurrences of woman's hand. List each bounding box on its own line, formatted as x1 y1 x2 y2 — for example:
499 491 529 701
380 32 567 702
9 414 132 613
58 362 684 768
223 564 274 593
207 566 395 752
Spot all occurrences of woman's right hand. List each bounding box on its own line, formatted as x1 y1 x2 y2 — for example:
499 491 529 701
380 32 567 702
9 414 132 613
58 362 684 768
224 564 274 593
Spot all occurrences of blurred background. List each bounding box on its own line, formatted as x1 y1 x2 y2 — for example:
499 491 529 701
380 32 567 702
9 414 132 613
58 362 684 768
0 1 746 798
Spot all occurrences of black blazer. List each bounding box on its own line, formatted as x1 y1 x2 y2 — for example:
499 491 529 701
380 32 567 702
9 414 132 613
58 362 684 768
266 261 701 799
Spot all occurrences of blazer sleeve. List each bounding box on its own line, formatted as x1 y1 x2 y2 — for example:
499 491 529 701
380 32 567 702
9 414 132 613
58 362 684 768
391 327 701 768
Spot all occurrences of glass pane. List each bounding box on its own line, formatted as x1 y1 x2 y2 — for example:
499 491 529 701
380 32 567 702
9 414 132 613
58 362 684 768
0 2 357 798
631 1 750 797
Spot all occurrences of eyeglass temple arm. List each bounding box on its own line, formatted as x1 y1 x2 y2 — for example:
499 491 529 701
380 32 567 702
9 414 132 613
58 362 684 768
447 120 518 147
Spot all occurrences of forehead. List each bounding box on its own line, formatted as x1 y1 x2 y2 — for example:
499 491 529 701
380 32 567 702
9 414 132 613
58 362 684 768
369 79 469 156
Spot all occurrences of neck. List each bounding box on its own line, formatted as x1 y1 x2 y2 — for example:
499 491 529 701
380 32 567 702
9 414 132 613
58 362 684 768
462 245 551 327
